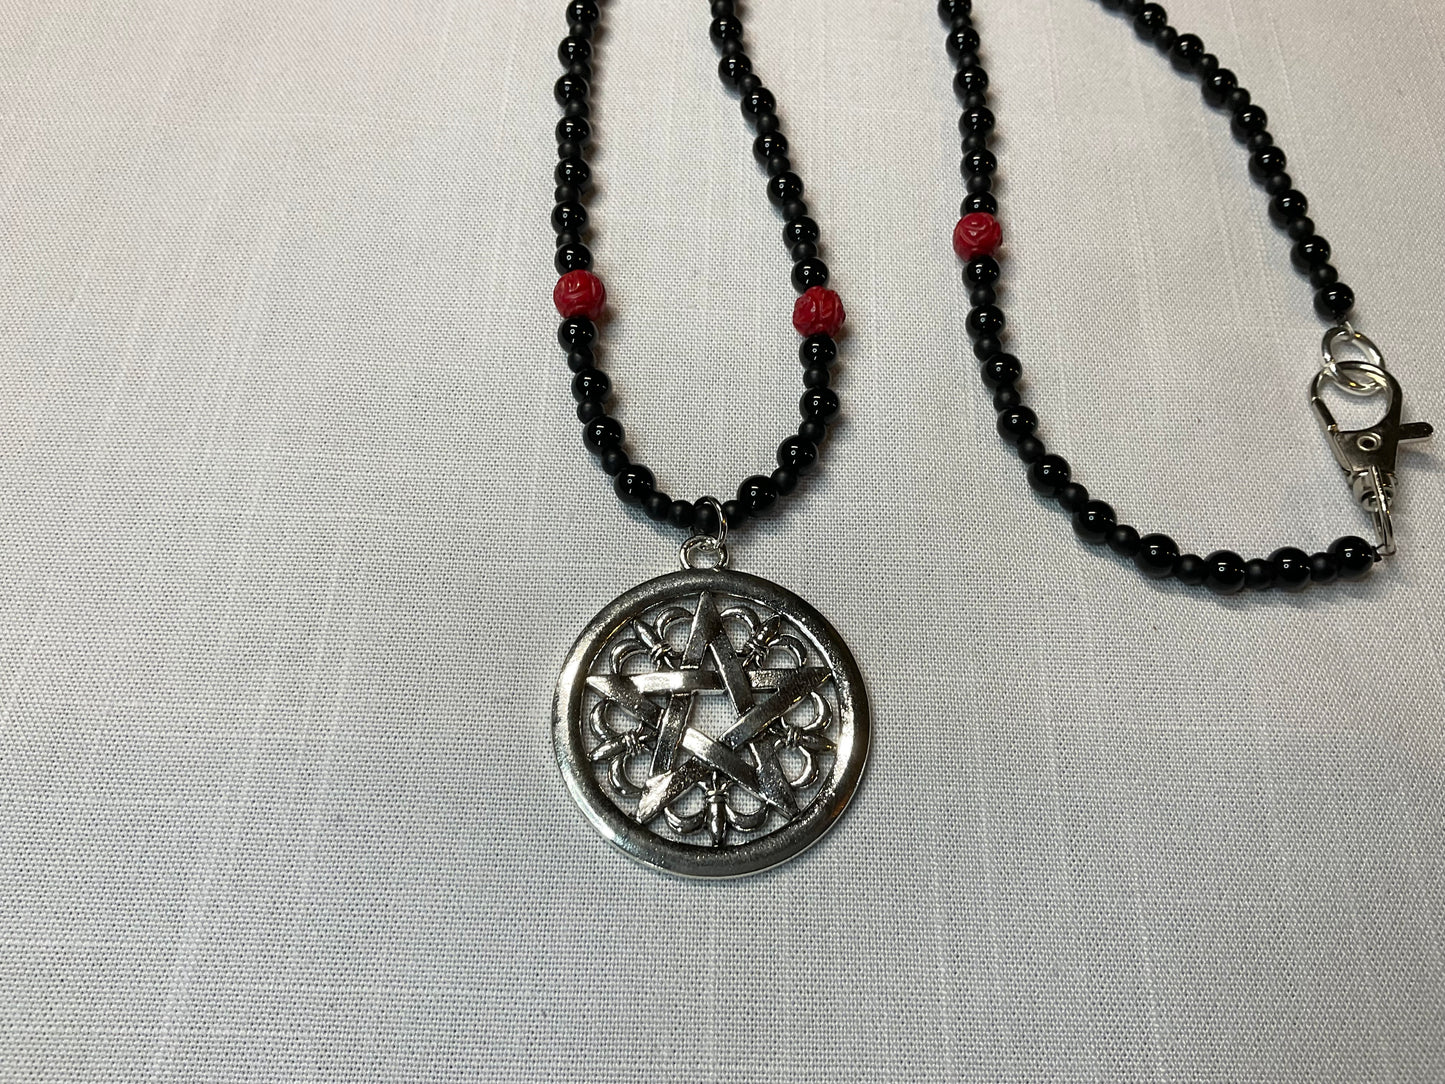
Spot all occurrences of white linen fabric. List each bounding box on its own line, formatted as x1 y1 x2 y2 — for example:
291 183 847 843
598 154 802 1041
2 0 1443 1080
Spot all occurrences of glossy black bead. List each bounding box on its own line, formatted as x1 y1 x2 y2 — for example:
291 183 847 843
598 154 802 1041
946 26 980 59
992 384 1022 411
1231 104 1269 142
753 132 788 164
1108 524 1142 557
799 334 837 367
718 54 752 86
972 335 1002 361
969 286 996 308
798 418 828 445
668 500 696 530
600 448 629 476
777 435 818 472
784 217 820 248
953 66 989 100
1291 236 1331 270
555 114 591 146
1169 32 1204 70
551 201 588 235
961 192 998 215
558 35 592 67
1016 435 1045 464
980 353 1022 388
1264 172 1294 197
964 255 1001 287
1286 215 1315 241
571 367 610 402
1244 557 1277 590
959 106 995 135
1314 283 1354 319
554 241 592 274
996 405 1037 445
1135 534 1180 579
709 15 743 44
1329 536 1377 581
1310 264 1339 289
737 475 778 516
1202 550 1247 595
566 0 599 24
791 241 818 262
1026 454 1070 496
741 88 776 123
554 157 591 190
937 0 972 21
613 464 655 505
1309 551 1338 584
767 171 804 206
557 316 597 351
771 466 799 496
800 387 840 421
1175 553 1207 586
576 399 604 423
1268 189 1308 226
722 500 748 528
1057 482 1089 513
1248 145 1287 181
962 148 997 176
1269 547 1312 592
553 73 589 106
565 349 593 373
1073 500 1117 544
802 366 831 389
966 305 1005 338
1201 68 1237 107
1133 4 1168 39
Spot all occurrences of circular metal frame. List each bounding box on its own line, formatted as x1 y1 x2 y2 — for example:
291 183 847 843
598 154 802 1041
553 566 869 878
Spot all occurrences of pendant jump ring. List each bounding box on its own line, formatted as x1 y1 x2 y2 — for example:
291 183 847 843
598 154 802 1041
679 536 729 570
695 495 727 547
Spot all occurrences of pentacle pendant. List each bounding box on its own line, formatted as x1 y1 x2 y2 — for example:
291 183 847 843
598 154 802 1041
553 537 869 878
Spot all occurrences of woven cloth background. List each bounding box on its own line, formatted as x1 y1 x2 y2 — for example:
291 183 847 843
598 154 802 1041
2 0 1443 1080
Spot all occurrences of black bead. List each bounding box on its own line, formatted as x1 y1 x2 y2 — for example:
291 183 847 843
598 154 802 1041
718 54 752 86
964 255 1001 286
737 474 778 516
551 201 588 235
558 36 592 67
959 107 995 135
767 155 795 180
966 305 1005 338
1269 547 1312 592
553 73 589 106
1169 32 1204 70
693 498 721 534
1154 26 1178 52
791 241 818 262
970 286 997 308
992 384 1022 411
1264 172 1294 197
557 316 597 351
799 334 837 367
1248 146 1287 181
802 366 831 389
1100 0 1122 9
771 466 799 496
962 192 998 215
1309 264 1339 289
1108 524 1142 557
972 335 1002 361
1072 499 1117 544
1175 553 1207 586
791 258 829 293
554 157 591 190
960 133 988 154
953 66 989 100
561 98 590 119
782 198 808 222
571 367 610 402
600 448 629 476
946 26 980 59
1244 557 1277 590
784 217 820 248
721 500 748 528
1135 534 1180 579
1057 482 1089 513
1196 53 1220 76
554 241 592 274
1231 104 1269 142
1201 68 1237 107
1027 454 1070 496
643 490 673 523
710 0 734 16
980 353 1021 389
962 148 997 176
1286 215 1315 241
1328 535 1377 581
777 435 818 472
996 405 1037 445
1268 189 1308 226
741 88 776 123
1291 236 1331 270
554 182 581 205
564 60 592 84
613 464 655 505
755 112 781 135
1016 435 1046 464
576 399 605 423
566 1 599 24
1225 87 1251 112
668 500 696 530
1202 550 1247 595
1133 4 1168 39
1245 131 1273 153
767 171 804 206
800 387 840 421
753 132 788 163
798 418 828 444
557 140 583 162
554 229 582 251
565 349 593 373
1314 283 1354 320
1309 551 1338 584
582 416 623 455
709 15 743 44
937 0 972 22
965 173 992 195
555 115 591 145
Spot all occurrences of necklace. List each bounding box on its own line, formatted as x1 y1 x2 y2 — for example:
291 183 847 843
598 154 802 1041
939 0 1432 594
548 0 869 877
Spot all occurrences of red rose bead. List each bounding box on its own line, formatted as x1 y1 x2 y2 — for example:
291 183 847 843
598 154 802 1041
952 212 1002 260
792 287 846 337
553 270 606 320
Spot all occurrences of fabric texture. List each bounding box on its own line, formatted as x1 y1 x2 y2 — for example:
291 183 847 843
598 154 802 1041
2 0 1443 1080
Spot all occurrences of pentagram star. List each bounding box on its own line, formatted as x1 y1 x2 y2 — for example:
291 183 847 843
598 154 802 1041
586 591 830 827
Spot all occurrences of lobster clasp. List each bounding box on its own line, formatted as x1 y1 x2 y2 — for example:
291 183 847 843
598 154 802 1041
1310 326 1433 555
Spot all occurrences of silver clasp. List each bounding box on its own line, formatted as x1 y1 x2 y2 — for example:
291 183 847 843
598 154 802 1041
1310 326 1433 556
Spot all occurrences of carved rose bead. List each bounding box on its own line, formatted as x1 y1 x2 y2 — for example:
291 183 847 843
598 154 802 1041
952 212 1002 260
553 269 606 320
791 287 846 337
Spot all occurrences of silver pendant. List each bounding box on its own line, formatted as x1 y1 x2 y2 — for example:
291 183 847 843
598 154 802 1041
553 530 868 878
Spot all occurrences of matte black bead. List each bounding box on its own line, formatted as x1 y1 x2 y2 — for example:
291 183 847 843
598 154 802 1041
976 352 1023 390
1196 53 1220 76
802 365 831 389
554 230 582 252
1133 4 1168 39
962 192 998 215
1309 551 1338 584
556 140 583 163
1072 500 1117 544
798 418 828 444
565 349 593 373
937 0 972 22
741 88 776 123
766 155 793 178
1269 547 1312 592
1225 87 1251 112
970 286 996 308
800 387 840 421
964 173 992 195
643 490 673 523
1175 553 1207 586
721 500 748 528
1291 236 1331 270
964 255 1001 286
571 367 610 402
709 15 743 44
692 498 721 534
791 258 829 293
561 98 590 119
767 171 804 206
1154 26 1178 52
1329 535 1377 581
582 416 623 455
960 133 988 154
613 464 655 505
996 405 1037 445
564 60 592 83
668 499 696 530
1108 524 1142 557
551 201 588 235
962 148 997 176
1309 264 1339 288
771 466 799 495
1169 31 1204 69
1264 172 1294 197
972 335 1002 361
566 1 599 24
1268 189 1308 226
1202 550 1247 595
953 66 989 100
739 73 762 94
1249 146 1287 180
1314 283 1355 319
718 54 752 86
554 157 591 190
992 384 1022 411
553 73 589 106
1244 557 1277 591
946 25 980 59
782 198 809 222
737 475 778 516
1122 2 1146 19
1027 454 1071 497
799 334 837 367
1231 104 1269 141
1201 68 1237 107
1057 482 1089 513
784 217 820 247
778 435 818 472
557 316 597 351
1016 435 1046 464
600 448 629 476
1245 131 1273 153
710 0 735 16
554 241 592 274
753 132 788 163
554 183 581 205
1135 534 1180 579
555 115 591 145
1286 215 1315 241
755 112 781 135
959 107 995 135
967 305 1005 338
790 241 818 262
576 399 605 423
